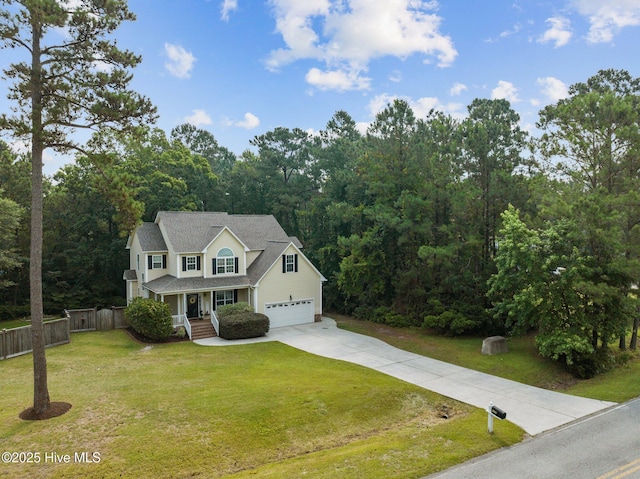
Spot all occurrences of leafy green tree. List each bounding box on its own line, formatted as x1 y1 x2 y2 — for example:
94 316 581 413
489 206 635 377
461 99 528 277
226 149 268 215
120 129 218 220
307 111 363 309
537 69 640 348
170 123 235 211
170 123 236 176
0 189 22 291
250 127 316 235
0 143 31 307
336 100 420 319
44 160 127 310
0 0 156 417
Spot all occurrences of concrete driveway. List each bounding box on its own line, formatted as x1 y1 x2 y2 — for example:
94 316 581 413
195 317 615 436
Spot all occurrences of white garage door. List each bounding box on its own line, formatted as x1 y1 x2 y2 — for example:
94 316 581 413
265 299 314 328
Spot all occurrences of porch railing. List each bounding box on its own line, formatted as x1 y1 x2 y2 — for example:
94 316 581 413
172 313 192 339
183 316 192 339
211 311 220 336
171 314 186 328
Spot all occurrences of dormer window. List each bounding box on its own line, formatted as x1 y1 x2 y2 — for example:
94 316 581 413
182 256 201 271
214 248 238 275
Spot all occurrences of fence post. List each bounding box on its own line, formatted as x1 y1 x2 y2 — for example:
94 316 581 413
1 329 6 360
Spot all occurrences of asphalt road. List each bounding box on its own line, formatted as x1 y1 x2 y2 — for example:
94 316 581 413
428 397 640 479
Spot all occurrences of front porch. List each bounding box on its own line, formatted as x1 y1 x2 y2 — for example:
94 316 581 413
172 313 219 340
188 318 217 340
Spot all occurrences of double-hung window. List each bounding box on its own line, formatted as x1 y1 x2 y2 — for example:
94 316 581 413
182 255 201 272
186 256 197 271
148 254 167 270
216 290 234 307
282 254 298 273
213 248 238 275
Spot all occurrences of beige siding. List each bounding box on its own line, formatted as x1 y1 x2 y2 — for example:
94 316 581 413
128 280 140 300
255 245 322 316
146 253 167 282
158 220 179 276
178 254 204 278
204 229 246 277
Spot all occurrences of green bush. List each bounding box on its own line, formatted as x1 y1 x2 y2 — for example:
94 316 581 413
0 304 30 321
217 302 253 318
564 348 616 379
424 311 479 336
125 297 173 341
219 312 269 340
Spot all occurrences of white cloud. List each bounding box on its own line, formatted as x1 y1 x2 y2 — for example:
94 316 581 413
489 23 522 42
367 93 465 121
221 0 238 21
537 76 568 103
389 70 402 83
224 113 260 130
236 112 261 129
538 16 572 47
491 80 520 103
164 43 196 79
450 82 467 96
305 67 371 91
571 0 640 43
265 0 457 92
184 109 212 126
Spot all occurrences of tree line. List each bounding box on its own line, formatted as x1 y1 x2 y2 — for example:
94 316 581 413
1 68 639 377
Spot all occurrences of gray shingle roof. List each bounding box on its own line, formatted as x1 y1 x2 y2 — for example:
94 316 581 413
123 269 137 281
154 211 297 253
136 222 168 252
247 241 290 284
144 275 252 294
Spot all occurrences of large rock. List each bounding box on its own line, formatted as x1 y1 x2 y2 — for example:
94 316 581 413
482 336 508 355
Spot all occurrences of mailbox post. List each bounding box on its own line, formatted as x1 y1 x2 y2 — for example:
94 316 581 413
488 402 507 433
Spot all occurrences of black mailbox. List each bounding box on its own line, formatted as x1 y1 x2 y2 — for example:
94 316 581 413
490 405 507 420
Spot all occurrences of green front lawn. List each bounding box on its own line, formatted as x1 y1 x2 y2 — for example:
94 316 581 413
0 330 522 479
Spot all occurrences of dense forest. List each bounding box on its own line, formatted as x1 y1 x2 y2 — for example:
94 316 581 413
1 68 639 376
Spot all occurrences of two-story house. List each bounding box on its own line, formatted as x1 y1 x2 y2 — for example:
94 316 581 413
123 211 326 338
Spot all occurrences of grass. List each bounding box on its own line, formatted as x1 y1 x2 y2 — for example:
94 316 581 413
331 313 640 403
0 329 523 479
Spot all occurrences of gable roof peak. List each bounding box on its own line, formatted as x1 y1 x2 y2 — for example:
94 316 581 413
153 211 297 253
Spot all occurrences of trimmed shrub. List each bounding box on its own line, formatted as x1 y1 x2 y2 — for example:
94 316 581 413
125 297 173 341
219 312 269 340
217 301 253 318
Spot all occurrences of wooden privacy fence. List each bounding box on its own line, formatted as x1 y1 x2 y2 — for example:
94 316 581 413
1 318 70 360
0 306 127 360
65 306 127 332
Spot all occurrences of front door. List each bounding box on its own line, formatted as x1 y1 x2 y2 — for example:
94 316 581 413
187 294 199 318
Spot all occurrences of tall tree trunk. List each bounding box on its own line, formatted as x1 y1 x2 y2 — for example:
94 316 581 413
30 20 50 416
630 315 639 350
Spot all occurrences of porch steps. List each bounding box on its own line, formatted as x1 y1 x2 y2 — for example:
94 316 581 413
189 319 217 340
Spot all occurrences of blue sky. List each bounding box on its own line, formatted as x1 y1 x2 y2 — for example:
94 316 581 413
2 0 640 174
